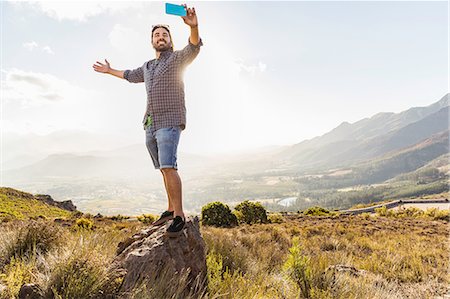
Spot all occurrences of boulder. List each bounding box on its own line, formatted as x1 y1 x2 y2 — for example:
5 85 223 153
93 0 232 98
110 216 207 298
18 283 44 299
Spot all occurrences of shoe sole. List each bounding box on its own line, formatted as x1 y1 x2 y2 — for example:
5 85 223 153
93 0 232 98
152 215 174 226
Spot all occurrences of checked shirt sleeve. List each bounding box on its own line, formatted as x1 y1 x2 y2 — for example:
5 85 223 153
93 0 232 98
123 65 144 83
176 38 203 67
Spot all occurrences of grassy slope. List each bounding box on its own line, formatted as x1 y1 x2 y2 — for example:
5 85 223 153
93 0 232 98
0 213 448 299
0 188 72 221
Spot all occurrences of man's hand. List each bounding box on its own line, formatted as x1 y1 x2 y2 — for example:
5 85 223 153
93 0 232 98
181 4 198 28
92 59 125 79
92 59 111 74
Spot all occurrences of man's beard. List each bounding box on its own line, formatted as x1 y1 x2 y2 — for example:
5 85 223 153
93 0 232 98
153 41 171 52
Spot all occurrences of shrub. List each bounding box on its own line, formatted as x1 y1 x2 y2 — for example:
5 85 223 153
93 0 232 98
234 201 268 225
2 220 63 266
201 202 238 227
0 256 37 298
75 218 94 230
303 206 330 216
282 237 312 298
137 214 157 224
109 214 130 221
425 208 450 221
268 213 285 224
47 251 109 298
374 206 393 217
396 207 424 218
359 212 372 220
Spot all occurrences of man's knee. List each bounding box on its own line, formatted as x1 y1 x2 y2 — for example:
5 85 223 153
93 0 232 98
160 167 177 175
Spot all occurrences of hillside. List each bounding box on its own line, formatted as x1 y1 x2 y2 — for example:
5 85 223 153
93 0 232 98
0 210 448 298
280 94 448 164
0 187 76 222
278 105 449 171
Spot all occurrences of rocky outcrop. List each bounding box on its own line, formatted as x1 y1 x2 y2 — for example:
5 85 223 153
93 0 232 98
110 216 207 298
0 187 77 212
34 194 77 212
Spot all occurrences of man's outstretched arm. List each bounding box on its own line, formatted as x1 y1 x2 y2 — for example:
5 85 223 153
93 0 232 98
93 59 144 83
92 59 125 79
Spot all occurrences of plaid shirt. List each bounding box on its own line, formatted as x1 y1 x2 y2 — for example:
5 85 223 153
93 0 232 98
124 39 203 131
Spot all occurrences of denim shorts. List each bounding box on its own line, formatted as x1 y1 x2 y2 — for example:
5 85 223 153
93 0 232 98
145 126 182 170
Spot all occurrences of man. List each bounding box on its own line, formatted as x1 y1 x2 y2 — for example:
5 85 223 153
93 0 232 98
92 5 203 237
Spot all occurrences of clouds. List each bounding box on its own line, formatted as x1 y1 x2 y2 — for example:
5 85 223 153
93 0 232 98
2 68 93 107
233 59 267 77
9 1 148 22
23 41 38 51
23 41 54 55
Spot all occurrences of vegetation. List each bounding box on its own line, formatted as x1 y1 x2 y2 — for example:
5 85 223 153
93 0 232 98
265 180 449 212
375 206 450 221
0 193 72 223
136 214 157 224
303 206 333 216
0 187 448 298
0 207 448 298
75 218 94 230
201 202 238 227
234 200 268 224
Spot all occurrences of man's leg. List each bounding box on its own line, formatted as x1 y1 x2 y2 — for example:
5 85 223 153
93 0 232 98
161 168 184 219
160 169 174 212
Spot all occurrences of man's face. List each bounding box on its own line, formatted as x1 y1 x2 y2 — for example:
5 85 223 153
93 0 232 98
152 27 172 52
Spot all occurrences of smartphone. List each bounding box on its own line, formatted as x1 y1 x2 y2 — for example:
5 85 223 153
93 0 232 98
165 3 187 17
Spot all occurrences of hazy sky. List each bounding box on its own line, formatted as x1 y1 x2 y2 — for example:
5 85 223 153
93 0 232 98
1 0 448 155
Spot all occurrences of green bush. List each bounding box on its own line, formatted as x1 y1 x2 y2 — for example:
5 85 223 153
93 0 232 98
234 200 268 225
303 206 330 216
137 214 157 224
425 208 450 221
268 213 285 223
108 214 130 221
396 207 424 218
201 202 238 227
374 206 394 217
75 218 94 230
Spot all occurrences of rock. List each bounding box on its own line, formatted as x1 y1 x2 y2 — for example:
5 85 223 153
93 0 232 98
18 283 44 299
34 194 77 212
110 216 207 298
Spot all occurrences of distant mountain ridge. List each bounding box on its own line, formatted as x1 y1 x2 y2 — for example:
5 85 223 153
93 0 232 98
278 94 449 171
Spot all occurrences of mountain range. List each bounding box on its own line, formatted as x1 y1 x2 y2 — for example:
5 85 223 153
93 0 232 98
2 93 448 214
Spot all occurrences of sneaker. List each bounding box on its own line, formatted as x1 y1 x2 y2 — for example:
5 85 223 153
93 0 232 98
166 216 185 237
152 210 174 226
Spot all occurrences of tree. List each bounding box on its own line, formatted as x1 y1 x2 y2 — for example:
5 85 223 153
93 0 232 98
234 200 268 224
201 202 238 227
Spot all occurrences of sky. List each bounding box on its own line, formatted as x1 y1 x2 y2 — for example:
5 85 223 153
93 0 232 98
1 0 448 156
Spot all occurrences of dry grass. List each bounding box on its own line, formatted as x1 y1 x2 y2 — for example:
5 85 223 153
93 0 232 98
201 214 449 299
0 214 448 299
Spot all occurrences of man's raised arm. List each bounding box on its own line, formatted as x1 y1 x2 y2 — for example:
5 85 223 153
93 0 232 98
182 5 199 45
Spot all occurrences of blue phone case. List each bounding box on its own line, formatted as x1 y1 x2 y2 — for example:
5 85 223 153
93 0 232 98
165 3 186 17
